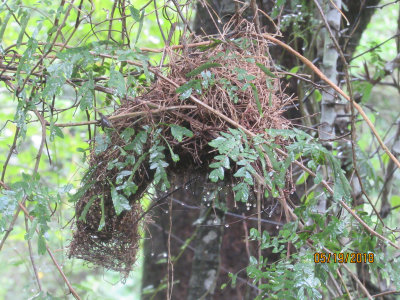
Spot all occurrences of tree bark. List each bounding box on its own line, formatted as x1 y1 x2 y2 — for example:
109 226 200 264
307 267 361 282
187 182 226 300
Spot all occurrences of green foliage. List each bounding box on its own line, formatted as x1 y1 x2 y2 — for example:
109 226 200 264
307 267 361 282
0 189 19 233
149 130 170 191
170 124 193 142
110 184 131 215
208 127 352 203
185 62 222 77
209 129 258 201
256 63 277 78
248 224 324 300
176 79 202 100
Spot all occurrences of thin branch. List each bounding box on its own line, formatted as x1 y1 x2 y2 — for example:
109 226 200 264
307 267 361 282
351 34 400 62
342 263 373 300
25 216 43 292
1 127 19 182
336 268 353 300
47 106 197 127
371 290 400 298
366 0 400 9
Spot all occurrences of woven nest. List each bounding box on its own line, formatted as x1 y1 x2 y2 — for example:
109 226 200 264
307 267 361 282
69 20 293 276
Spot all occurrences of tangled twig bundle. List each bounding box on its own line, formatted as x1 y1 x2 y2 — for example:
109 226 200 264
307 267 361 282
69 20 292 275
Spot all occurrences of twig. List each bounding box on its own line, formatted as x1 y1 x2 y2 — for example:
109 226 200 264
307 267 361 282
371 290 400 298
341 263 373 300
1 127 19 181
256 182 261 296
167 195 174 300
0 198 23 251
25 216 43 292
336 268 352 300
250 0 261 34
48 106 197 127
366 0 400 9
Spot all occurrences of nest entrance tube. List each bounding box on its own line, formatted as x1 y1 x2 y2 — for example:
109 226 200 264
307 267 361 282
69 21 293 277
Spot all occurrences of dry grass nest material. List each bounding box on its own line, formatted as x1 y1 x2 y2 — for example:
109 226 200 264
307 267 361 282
69 21 293 276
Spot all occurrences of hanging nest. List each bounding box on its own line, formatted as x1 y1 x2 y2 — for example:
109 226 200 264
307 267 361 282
69 20 294 276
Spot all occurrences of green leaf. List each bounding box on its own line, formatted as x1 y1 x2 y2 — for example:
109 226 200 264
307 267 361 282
120 181 138 197
234 167 253 185
179 87 192 100
233 182 249 202
37 234 47 255
78 195 98 222
78 72 94 110
25 219 38 240
98 195 105 231
176 79 202 100
228 272 238 287
209 167 224 182
49 124 64 141
234 67 256 81
134 9 145 45
94 134 111 155
0 12 11 42
314 173 323 185
211 155 230 169
256 63 277 78
149 142 170 190
314 90 322 103
295 172 309 185
361 82 373 103
289 66 300 74
108 68 126 97
198 39 222 51
129 6 140 22
17 11 30 48
42 62 73 98
390 195 400 210
121 128 135 142
111 186 131 215
170 124 193 142
186 62 221 77
124 130 148 154
116 170 132 185
164 140 180 163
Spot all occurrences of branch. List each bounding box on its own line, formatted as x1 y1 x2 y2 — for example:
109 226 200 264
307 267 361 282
25 216 43 292
260 33 400 174
49 106 197 127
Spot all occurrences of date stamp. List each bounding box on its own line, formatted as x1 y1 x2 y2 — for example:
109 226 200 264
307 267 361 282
314 252 374 264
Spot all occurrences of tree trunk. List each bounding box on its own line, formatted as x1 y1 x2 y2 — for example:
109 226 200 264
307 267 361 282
187 182 226 300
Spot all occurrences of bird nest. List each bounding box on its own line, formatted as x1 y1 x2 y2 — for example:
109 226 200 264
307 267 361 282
69 21 293 276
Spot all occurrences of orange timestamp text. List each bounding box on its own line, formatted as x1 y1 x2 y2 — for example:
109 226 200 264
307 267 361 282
314 252 374 264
